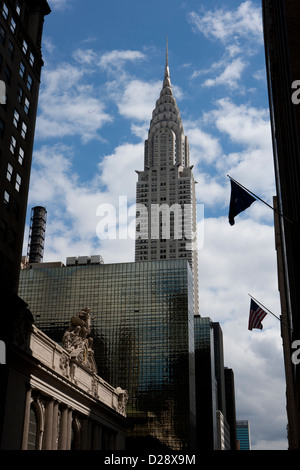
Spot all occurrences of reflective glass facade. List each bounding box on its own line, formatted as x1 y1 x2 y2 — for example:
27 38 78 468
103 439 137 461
19 259 196 450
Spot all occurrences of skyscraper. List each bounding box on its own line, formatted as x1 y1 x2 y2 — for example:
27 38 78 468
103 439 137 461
135 43 199 314
0 0 51 296
236 420 251 450
19 258 196 450
262 0 300 450
0 0 51 450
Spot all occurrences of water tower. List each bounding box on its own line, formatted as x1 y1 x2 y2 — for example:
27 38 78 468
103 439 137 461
27 206 47 263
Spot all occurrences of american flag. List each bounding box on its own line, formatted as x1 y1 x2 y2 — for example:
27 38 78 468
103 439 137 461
248 298 268 330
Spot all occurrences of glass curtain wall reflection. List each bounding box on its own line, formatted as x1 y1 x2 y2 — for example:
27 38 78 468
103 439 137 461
19 259 196 450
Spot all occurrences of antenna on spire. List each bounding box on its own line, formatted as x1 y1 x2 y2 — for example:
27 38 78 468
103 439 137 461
166 35 168 67
165 35 170 78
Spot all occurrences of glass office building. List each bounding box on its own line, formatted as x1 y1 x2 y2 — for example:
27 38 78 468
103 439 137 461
19 258 196 450
236 420 251 450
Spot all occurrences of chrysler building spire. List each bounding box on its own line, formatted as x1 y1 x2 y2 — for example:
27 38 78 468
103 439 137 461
135 44 199 315
165 36 169 78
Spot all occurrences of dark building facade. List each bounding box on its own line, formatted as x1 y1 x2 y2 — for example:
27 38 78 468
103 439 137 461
0 0 50 450
19 258 197 451
262 0 300 449
0 0 50 295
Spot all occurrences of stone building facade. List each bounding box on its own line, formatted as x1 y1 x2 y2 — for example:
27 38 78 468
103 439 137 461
0 306 128 450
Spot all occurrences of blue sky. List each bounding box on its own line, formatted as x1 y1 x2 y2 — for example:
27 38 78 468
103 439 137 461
23 0 288 450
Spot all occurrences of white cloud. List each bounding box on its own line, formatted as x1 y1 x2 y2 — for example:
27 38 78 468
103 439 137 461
188 2 263 91
48 0 70 11
202 57 247 89
117 79 161 121
188 1 263 45
36 63 112 142
99 50 146 74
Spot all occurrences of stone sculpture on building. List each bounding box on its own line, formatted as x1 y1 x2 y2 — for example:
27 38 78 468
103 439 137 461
62 307 97 373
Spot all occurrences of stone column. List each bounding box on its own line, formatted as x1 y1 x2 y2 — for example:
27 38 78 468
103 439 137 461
58 405 68 450
21 387 32 450
66 408 73 450
42 399 54 450
51 401 59 450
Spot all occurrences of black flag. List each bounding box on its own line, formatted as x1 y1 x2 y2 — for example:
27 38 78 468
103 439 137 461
228 179 256 225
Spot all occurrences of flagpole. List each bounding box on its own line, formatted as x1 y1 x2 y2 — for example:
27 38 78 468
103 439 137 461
248 293 293 332
227 175 293 224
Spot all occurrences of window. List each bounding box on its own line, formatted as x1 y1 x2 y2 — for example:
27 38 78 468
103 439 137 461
10 135 16 153
27 405 38 450
19 61 25 78
4 190 9 205
16 1 22 16
6 163 13 181
0 118 4 137
15 173 21 191
24 97 29 114
10 17 16 34
0 24 5 45
8 39 14 59
26 73 32 91
17 84 23 103
18 146 24 165
13 109 19 127
2 3 8 20
29 51 34 67
22 39 27 55
21 121 27 139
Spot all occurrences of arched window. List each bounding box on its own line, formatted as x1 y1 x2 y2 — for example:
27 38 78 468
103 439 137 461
27 405 38 450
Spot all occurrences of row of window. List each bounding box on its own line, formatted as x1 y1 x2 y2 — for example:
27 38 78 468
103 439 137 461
2 1 35 68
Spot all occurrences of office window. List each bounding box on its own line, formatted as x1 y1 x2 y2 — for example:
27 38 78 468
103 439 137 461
21 121 27 139
15 173 21 192
8 39 14 59
0 24 5 45
16 1 22 16
10 17 16 34
24 97 30 114
18 146 24 165
19 60 25 78
22 39 27 55
4 190 9 205
17 84 23 103
2 3 8 20
29 51 34 67
26 73 32 91
6 163 13 181
13 109 19 127
10 135 16 154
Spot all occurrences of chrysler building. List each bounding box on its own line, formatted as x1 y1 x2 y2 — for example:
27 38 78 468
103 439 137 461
135 44 199 314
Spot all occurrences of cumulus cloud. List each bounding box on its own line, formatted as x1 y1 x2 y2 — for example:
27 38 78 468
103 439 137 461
202 57 247 89
36 63 112 142
188 2 263 91
188 1 263 45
